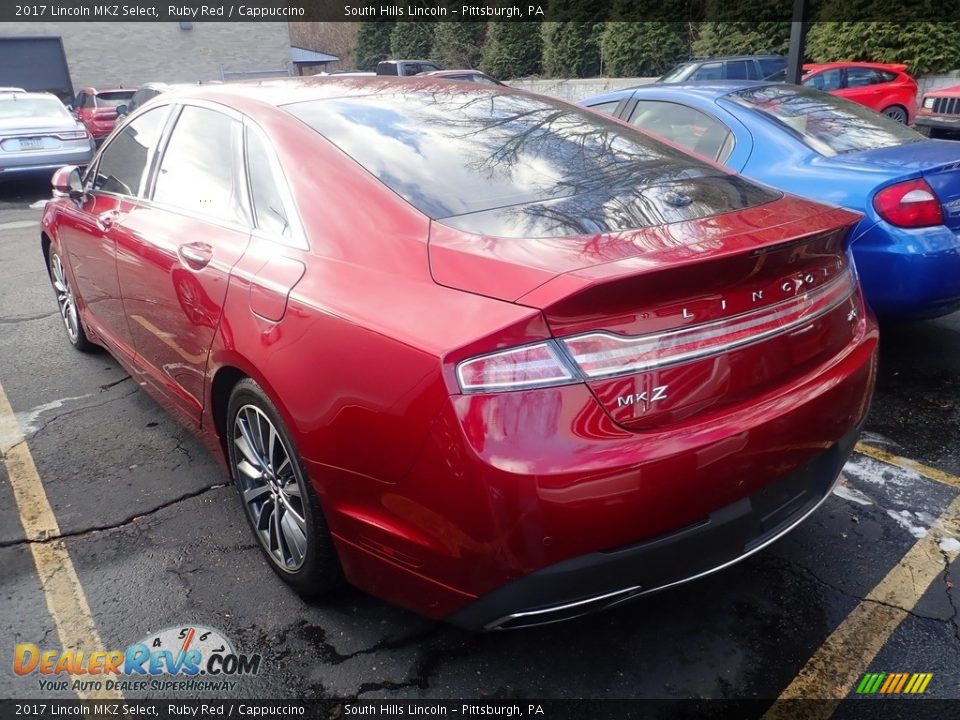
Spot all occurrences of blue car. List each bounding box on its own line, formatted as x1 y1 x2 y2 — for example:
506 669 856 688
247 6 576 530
581 81 960 319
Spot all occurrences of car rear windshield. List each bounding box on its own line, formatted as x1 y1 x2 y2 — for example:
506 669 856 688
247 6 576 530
95 91 135 107
0 96 70 119
285 88 780 234
727 84 924 156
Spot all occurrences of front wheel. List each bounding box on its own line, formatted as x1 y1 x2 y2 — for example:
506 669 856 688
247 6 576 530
48 247 92 352
882 105 908 124
226 378 342 596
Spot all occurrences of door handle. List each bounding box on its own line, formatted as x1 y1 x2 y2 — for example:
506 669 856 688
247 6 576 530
97 210 120 230
178 242 213 270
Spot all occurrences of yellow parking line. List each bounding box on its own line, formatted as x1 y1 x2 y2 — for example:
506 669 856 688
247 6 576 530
763 482 960 717
0 381 122 701
855 442 960 489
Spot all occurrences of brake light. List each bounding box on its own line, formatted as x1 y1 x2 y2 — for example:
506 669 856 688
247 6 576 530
873 179 943 228
456 342 575 393
561 267 858 379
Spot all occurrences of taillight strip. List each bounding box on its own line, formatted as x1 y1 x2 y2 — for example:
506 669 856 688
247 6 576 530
561 266 857 380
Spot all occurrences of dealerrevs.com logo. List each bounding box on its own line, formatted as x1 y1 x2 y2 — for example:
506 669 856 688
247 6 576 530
14 625 261 693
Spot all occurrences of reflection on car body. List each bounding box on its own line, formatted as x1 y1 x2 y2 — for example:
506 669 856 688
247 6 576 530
41 77 877 629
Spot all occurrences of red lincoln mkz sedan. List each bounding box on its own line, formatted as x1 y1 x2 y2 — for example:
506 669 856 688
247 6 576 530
41 78 878 629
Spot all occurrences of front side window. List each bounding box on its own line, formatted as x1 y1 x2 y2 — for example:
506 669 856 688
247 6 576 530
587 100 621 116
692 62 724 81
628 100 733 162
90 106 167 195
729 84 924 156
153 105 245 224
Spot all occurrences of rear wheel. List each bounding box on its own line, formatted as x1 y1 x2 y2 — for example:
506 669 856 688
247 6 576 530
226 378 342 596
48 247 92 352
882 105 908 124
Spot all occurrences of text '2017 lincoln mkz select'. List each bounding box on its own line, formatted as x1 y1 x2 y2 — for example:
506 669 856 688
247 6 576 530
41 77 878 629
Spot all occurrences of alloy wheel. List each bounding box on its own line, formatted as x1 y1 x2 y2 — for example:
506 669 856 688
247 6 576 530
50 252 80 343
884 106 907 124
231 404 309 571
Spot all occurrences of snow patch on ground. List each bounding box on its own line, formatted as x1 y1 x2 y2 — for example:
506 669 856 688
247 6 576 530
939 537 960 553
885 509 931 539
833 480 873 506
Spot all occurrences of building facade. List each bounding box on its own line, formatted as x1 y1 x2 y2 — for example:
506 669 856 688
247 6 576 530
1 22 292 92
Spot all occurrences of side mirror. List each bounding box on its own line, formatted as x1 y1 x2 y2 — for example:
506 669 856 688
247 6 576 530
52 165 84 199
116 104 128 117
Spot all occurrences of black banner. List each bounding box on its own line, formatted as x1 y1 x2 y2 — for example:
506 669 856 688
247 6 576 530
3 0 960 23
0 700 958 720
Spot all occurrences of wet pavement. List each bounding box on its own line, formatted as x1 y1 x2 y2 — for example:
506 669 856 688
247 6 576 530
1 179 959 705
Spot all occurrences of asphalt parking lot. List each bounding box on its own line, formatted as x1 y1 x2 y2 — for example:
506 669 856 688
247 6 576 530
1 177 959 708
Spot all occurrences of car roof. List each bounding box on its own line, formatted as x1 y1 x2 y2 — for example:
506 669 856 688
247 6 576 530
146 75 518 110
805 61 908 72
676 55 784 63
0 91 64 101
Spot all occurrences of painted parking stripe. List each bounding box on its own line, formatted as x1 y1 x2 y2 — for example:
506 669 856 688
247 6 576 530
855 441 960 489
0 381 122 701
764 457 960 717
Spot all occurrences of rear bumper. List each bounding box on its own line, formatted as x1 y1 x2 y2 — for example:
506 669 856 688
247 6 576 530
321 311 878 625
0 144 94 176
853 222 960 318
449 422 860 630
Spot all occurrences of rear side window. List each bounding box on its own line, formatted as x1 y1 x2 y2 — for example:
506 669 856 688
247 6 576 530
286 89 779 236
726 60 751 80
692 62 723 81
245 129 291 239
758 58 786 79
628 100 734 162
153 105 246 224
91 106 167 195
846 68 883 87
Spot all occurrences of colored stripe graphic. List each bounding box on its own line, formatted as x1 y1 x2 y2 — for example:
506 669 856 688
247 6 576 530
856 672 932 694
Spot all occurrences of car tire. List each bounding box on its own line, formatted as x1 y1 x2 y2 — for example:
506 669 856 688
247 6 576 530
48 246 93 352
226 378 343 596
882 105 908 124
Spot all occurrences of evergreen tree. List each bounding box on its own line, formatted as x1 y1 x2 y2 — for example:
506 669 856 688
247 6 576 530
390 23 437 59
431 22 487 69
481 22 543 78
355 21 394 70
601 22 690 77
806 22 960 76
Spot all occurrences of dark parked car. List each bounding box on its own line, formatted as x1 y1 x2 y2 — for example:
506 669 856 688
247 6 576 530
659 55 786 83
72 87 135 142
41 77 877 629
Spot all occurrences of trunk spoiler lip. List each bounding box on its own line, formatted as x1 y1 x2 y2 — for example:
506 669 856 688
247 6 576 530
429 196 862 305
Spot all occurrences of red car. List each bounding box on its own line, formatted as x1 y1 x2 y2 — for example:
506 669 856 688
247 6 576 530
799 62 918 124
915 85 960 138
41 78 878 629
71 87 135 142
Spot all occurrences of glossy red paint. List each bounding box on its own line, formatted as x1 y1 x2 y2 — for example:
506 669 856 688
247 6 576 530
802 62 918 124
41 78 879 628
